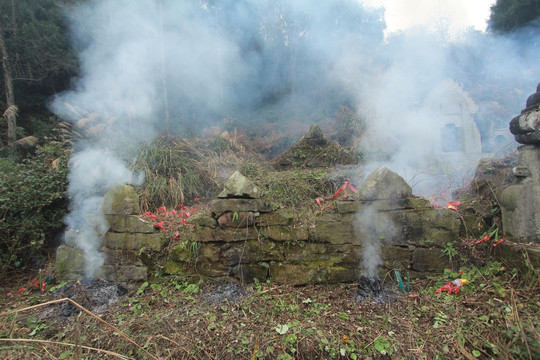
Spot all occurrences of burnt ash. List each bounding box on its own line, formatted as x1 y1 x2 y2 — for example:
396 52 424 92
204 282 250 304
47 279 127 318
356 276 396 304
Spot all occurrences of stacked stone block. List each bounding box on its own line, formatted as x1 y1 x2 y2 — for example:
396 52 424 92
56 185 166 285
502 83 540 243
100 185 165 284
57 171 462 285
166 169 461 285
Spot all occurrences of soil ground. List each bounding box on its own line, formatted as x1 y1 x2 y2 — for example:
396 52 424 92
1 254 538 360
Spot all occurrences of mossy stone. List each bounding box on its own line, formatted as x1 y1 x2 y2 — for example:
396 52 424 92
411 247 450 273
357 167 412 200
105 215 156 233
220 240 284 265
187 213 217 228
310 213 356 245
262 224 309 242
232 263 269 283
255 209 296 226
102 184 140 215
164 260 186 275
104 232 167 251
170 243 193 262
270 261 359 285
381 245 411 271
55 245 85 280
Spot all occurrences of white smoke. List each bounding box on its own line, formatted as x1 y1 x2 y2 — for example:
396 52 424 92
49 0 540 276
354 207 397 278
50 0 247 277
361 0 495 35
63 149 144 277
347 23 540 202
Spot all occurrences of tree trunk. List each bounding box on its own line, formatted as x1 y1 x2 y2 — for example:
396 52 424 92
0 23 17 144
158 0 170 134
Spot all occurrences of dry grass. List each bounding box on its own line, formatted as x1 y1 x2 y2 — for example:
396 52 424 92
130 135 340 213
130 136 221 212
2 105 18 120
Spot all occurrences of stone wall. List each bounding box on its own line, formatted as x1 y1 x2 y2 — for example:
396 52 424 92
166 199 460 285
56 185 168 285
165 168 461 285
56 170 462 285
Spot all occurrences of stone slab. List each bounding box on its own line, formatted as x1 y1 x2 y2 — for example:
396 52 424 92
105 215 156 233
211 227 261 242
103 248 143 266
284 243 360 266
210 198 272 215
103 232 166 251
254 209 296 226
261 225 309 242
218 171 261 199
310 213 357 245
102 184 140 215
270 262 359 285
99 265 148 282
231 263 269 283
336 198 429 214
55 245 85 281
411 247 450 273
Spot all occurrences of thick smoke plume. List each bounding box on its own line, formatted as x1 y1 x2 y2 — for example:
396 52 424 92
62 150 143 277
49 0 540 277
354 19 540 200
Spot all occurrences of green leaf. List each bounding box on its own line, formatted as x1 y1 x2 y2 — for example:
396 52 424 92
275 324 289 335
59 351 72 359
472 349 481 357
136 281 149 295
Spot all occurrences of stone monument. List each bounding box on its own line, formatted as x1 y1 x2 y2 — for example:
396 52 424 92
501 83 540 242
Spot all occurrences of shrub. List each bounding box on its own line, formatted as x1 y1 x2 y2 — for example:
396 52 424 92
0 143 69 272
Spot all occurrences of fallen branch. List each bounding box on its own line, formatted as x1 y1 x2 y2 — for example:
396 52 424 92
0 297 158 360
0 338 134 359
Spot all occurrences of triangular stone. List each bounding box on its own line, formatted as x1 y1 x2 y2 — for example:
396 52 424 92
358 167 412 200
218 171 260 199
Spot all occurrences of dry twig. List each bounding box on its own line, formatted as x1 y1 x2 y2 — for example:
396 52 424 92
0 297 158 360
0 338 134 359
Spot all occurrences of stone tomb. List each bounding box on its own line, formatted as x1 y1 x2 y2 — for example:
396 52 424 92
425 79 482 154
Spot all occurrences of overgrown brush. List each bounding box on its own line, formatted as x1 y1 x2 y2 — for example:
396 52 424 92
0 143 69 273
130 134 340 212
256 169 337 209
